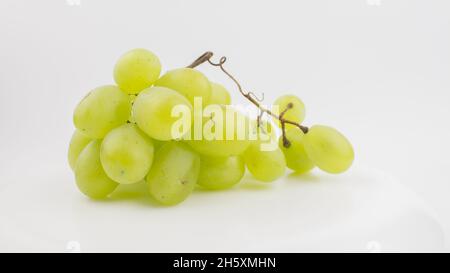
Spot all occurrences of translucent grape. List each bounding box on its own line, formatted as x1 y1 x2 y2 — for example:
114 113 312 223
133 86 193 141
113 48 161 94
146 142 200 205
303 125 354 174
73 85 131 139
75 140 119 199
206 82 231 105
279 128 315 173
243 142 286 182
100 124 154 184
187 106 251 157
68 130 92 170
197 155 245 190
155 68 211 105
273 94 305 128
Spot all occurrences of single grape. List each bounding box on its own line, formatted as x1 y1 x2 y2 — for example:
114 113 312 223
73 85 131 139
272 94 305 128
303 125 354 174
155 68 211 105
113 48 161 94
146 142 200 205
187 106 251 157
206 82 231 105
197 155 245 190
243 142 286 182
68 130 91 170
133 86 193 141
279 128 315 173
100 124 154 184
75 140 119 199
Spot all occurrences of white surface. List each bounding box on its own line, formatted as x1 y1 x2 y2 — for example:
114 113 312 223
1 0 449 251
0 164 444 252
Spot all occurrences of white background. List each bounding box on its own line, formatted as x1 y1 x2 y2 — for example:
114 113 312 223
0 0 449 251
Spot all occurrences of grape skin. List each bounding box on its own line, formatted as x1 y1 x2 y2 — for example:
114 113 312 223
243 142 286 182
133 86 193 141
188 138 250 157
73 85 131 139
68 130 91 170
75 140 119 199
100 124 154 184
197 155 245 190
273 94 306 129
146 142 200 205
113 48 161 94
152 139 167 151
279 128 315 174
206 82 231 105
155 68 211 105
304 125 354 174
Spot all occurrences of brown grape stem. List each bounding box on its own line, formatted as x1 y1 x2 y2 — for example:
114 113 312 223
187 52 309 148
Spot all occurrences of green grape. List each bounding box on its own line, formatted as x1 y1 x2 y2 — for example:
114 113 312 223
75 140 119 199
68 130 91 170
73 85 131 139
206 82 231 105
303 125 354 174
155 68 211 105
272 94 305 129
197 155 245 190
133 86 193 141
100 124 154 184
187 106 251 157
146 142 200 205
243 142 286 182
114 48 161 94
279 128 315 173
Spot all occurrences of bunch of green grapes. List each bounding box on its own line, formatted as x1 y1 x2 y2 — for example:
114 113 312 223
68 49 354 206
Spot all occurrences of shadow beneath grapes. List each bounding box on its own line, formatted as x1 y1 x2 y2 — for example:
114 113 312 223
104 182 165 207
286 170 321 183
